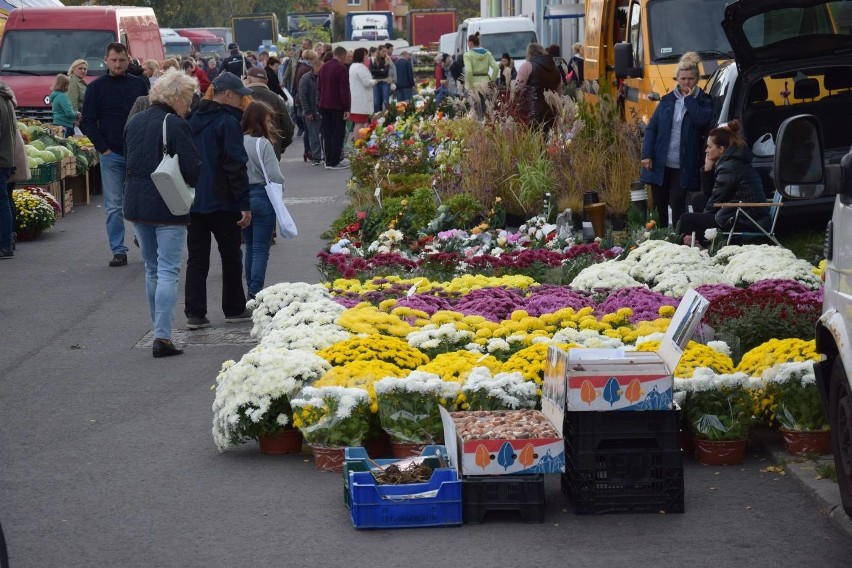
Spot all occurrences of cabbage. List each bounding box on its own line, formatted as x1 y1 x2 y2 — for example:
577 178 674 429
37 150 57 162
45 146 65 160
30 139 45 151
25 145 40 157
26 157 38 168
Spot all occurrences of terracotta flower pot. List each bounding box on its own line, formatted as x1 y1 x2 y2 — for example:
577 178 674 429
390 441 427 458
257 429 303 455
780 429 832 456
311 445 345 473
694 438 748 466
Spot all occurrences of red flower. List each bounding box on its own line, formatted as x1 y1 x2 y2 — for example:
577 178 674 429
356 210 367 220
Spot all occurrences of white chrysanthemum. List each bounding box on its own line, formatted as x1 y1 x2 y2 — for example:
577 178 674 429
570 260 644 291
462 367 538 409
707 340 731 356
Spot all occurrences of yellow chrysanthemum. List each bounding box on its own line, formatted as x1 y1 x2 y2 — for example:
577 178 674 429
736 339 819 377
635 339 735 377
317 334 429 369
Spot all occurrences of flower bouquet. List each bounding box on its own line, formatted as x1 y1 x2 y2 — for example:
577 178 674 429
461 367 539 411
677 370 759 465
12 188 57 237
211 347 331 452
374 372 460 446
763 362 831 455
290 386 373 471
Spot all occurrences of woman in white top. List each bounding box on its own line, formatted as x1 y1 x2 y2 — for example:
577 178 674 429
349 47 376 141
241 101 286 299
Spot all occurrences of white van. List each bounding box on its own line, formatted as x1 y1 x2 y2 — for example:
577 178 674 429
160 27 193 58
453 17 537 72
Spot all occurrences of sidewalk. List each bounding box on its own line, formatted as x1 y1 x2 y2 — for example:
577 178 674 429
753 428 852 537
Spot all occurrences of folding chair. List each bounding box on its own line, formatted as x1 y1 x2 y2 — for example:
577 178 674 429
713 191 784 246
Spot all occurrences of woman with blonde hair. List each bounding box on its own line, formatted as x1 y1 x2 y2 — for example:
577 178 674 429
67 58 87 125
640 51 712 228
123 69 202 357
50 74 77 136
142 60 161 86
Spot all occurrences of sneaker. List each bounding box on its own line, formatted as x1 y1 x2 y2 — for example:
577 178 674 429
0 248 13 259
325 161 350 170
312 159 323 166
109 253 128 267
186 316 211 330
225 308 253 323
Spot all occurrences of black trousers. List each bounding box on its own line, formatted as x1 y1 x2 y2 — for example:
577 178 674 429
650 167 688 229
184 210 247 319
679 212 718 244
319 108 345 167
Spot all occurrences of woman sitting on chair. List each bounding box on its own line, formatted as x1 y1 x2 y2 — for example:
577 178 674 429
680 120 771 246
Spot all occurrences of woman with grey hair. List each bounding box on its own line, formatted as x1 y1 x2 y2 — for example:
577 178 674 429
123 69 203 358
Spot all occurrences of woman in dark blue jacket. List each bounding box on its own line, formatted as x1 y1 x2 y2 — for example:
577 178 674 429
640 52 712 228
124 69 202 358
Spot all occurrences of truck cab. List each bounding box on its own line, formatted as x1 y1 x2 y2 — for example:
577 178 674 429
748 0 852 517
587 0 733 127
161 28 193 58
176 29 226 58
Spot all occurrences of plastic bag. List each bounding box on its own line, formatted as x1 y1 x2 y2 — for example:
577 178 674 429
752 133 775 157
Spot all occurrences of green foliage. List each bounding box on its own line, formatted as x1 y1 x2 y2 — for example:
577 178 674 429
384 173 433 197
714 304 817 354
561 253 602 284
321 205 357 240
513 155 554 208
685 387 754 441
407 187 438 232
445 193 483 229
768 381 829 432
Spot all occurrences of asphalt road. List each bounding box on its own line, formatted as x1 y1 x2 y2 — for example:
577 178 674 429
1 150 850 567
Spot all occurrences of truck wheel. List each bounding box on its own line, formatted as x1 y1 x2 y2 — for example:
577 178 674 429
830 360 852 516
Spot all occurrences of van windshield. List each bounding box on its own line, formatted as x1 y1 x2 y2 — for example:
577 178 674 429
0 30 115 76
479 31 537 60
164 42 193 57
647 0 732 62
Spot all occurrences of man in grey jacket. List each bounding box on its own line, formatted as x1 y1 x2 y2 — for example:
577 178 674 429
0 81 17 259
245 66 294 159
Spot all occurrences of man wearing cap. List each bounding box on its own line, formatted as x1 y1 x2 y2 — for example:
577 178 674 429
318 46 351 170
219 43 251 78
245 65 294 159
184 72 253 329
80 41 149 267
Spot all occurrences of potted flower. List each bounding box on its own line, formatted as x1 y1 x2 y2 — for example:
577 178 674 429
374 371 460 457
12 188 58 240
461 367 538 410
763 362 831 455
290 386 373 472
211 347 331 454
677 369 759 465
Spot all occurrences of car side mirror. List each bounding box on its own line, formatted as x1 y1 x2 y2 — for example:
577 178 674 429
774 114 827 199
614 43 640 79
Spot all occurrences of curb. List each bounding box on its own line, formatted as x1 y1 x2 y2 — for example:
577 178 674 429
753 428 852 538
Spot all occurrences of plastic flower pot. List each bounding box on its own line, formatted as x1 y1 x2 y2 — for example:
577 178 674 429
694 438 748 466
257 429 304 455
779 429 832 456
311 446 345 473
583 203 607 238
390 441 428 458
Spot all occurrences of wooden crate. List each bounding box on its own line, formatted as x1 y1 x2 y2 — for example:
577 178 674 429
60 156 76 179
63 187 74 215
63 170 90 205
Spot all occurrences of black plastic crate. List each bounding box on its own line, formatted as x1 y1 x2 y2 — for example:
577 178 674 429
563 410 681 455
462 474 545 523
562 445 685 514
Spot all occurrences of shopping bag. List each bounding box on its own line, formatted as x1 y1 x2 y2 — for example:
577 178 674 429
150 114 194 215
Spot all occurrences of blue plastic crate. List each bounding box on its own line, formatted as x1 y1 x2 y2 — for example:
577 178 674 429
344 444 448 465
349 468 463 529
343 456 443 510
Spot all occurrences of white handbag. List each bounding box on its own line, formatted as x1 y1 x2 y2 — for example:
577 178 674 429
150 113 195 216
255 137 297 238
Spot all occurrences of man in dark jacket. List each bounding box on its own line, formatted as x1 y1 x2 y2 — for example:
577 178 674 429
0 81 16 259
246 66 294 159
299 58 323 165
524 51 562 131
184 72 253 329
394 51 415 102
219 43 251 78
318 46 351 169
81 42 149 267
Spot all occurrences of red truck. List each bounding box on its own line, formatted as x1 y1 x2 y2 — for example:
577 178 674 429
176 29 226 58
0 6 164 121
407 9 456 47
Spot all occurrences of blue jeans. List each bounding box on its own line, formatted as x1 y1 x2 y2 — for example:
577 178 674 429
305 115 323 160
397 87 413 102
99 152 128 255
373 81 391 113
133 223 187 340
0 168 13 250
241 183 275 297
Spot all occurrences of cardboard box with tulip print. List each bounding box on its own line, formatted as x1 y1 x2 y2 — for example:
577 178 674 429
562 289 710 412
440 357 567 475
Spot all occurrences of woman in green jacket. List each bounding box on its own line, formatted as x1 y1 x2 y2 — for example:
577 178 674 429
462 32 499 117
50 74 77 136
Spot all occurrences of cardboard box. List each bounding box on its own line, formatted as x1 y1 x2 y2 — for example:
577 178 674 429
556 289 709 412
441 362 566 475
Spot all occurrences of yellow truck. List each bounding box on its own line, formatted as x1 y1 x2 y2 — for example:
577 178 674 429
582 0 733 127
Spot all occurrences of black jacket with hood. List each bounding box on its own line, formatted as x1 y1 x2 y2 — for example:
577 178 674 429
0 82 17 169
187 100 250 214
702 144 771 229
